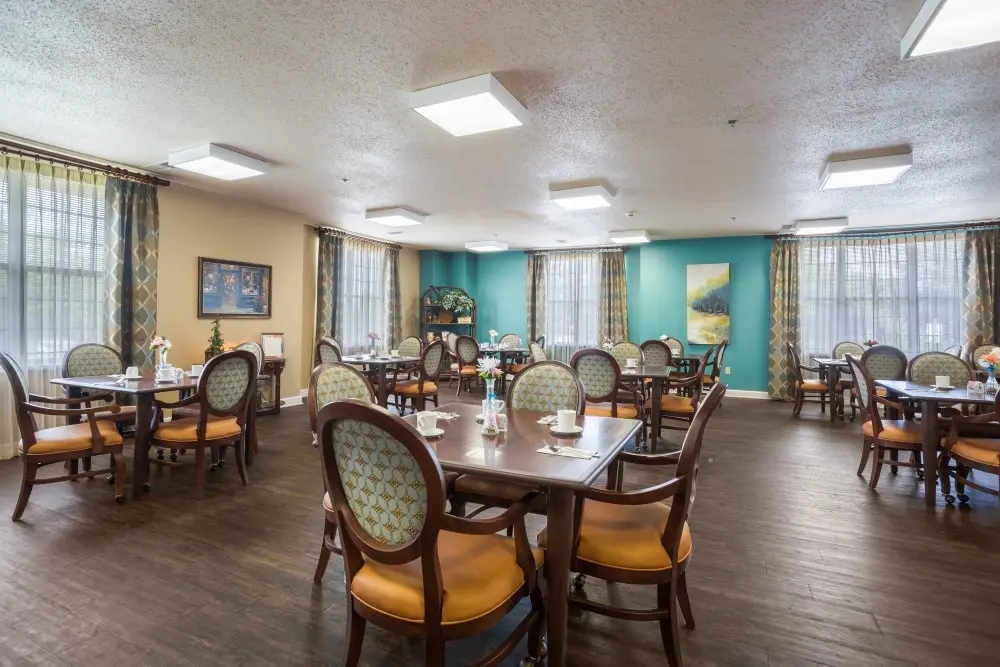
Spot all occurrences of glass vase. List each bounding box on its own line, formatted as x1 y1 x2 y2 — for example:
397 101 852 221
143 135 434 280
481 378 499 436
157 348 168 369
987 370 998 395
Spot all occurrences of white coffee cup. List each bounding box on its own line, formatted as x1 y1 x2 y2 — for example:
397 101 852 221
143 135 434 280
390 349 400 357
417 413 438 434
156 367 172 381
557 409 576 432
935 375 950 387
626 358 638 368
125 366 139 379
191 364 204 376
497 413 508 431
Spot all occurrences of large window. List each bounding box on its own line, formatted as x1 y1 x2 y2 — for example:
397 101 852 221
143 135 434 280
544 252 601 362
798 231 965 362
337 238 390 354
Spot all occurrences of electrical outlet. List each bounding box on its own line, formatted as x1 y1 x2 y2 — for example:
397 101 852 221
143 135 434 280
725 366 731 375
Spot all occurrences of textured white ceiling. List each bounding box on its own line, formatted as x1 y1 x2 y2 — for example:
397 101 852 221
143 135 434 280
2 0 999 250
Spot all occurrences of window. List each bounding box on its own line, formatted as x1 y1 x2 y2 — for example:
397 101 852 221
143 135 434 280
544 252 601 363
798 231 965 362
337 238 390 354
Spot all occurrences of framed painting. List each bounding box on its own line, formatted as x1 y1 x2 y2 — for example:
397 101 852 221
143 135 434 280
198 257 272 319
687 263 730 344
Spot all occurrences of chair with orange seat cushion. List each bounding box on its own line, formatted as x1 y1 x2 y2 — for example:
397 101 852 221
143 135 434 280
538 382 726 667
787 342 832 416
452 335 481 396
571 348 646 449
702 340 728 390
148 349 257 498
647 348 712 435
1 352 127 520
317 399 545 666
387 339 445 414
314 336 343 366
940 392 1000 505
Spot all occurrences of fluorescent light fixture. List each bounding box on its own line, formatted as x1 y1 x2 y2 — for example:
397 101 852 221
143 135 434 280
167 144 269 180
792 218 849 236
901 0 1000 58
820 153 912 189
549 185 615 211
409 73 526 137
609 229 650 244
365 207 425 227
465 240 508 253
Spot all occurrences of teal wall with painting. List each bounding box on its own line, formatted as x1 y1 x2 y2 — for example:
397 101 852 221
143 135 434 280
419 236 771 391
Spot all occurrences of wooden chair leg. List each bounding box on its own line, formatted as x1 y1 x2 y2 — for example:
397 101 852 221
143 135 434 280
343 605 366 667
195 447 207 499
677 569 695 629
113 453 126 503
314 518 337 583
234 436 248 485
870 445 884 490
12 457 38 521
526 584 546 663
425 631 445 667
820 393 826 413
939 454 952 496
858 437 873 476
890 449 899 475
657 579 682 667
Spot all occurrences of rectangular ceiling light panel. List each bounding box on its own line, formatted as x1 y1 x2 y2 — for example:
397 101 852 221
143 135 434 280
609 229 650 244
793 218 849 235
365 207 425 227
409 73 526 137
167 144 269 180
549 185 615 211
820 153 913 189
902 0 1000 58
465 240 508 253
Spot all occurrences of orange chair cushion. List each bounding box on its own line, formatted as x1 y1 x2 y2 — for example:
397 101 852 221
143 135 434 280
951 438 1000 467
152 416 242 443
351 530 543 625
645 394 695 414
19 420 124 455
861 419 925 444
459 367 478 376
453 474 537 501
392 380 438 396
508 363 528 374
82 405 137 422
539 500 691 572
796 380 828 392
585 404 641 419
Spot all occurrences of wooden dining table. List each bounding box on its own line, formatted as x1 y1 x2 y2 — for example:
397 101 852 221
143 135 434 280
404 401 642 667
813 357 850 423
341 354 419 407
621 364 674 452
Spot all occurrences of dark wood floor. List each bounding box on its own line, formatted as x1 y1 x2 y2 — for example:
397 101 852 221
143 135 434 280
2 393 999 667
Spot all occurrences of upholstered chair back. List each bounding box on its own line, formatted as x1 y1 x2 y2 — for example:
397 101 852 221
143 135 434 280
62 344 125 378
308 362 376 432
968 343 996 367
397 336 423 358
198 349 257 419
420 340 446 378
455 335 480 367
832 341 864 359
860 345 907 381
235 341 264 373
529 342 547 363
907 352 973 385
640 340 672 367
662 337 684 357
569 349 620 402
610 341 644 368
506 360 585 414
499 333 522 348
315 337 342 365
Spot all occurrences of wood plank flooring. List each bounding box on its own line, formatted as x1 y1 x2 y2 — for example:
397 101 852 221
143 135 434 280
1 394 998 666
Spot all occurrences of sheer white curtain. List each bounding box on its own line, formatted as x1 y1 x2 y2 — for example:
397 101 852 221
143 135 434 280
0 157 108 458
337 237 390 355
798 231 965 363
544 252 601 363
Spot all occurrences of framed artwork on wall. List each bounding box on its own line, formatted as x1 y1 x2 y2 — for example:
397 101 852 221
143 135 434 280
198 257 272 319
687 263 730 344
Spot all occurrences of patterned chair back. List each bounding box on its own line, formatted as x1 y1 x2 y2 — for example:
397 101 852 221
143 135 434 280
662 337 684 357
397 336 423 358
62 344 125 378
499 333 522 349
943 344 963 356
235 341 264 374
506 361 585 414
0 352 34 434
308 362 375 432
967 343 997 368
196 349 258 422
569 349 620 403
846 354 882 433
708 340 729 381
455 335 480 367
315 337 342 365
529 342 547 363
640 340 672 367
534 336 545 350
832 341 864 359
860 345 907 381
610 341 644 368
907 352 972 386
419 340 446 380
317 399 445 556
444 331 457 354
785 342 806 384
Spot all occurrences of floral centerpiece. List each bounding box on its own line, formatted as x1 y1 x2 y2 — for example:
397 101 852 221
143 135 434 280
488 328 499 347
149 335 172 368
979 348 1000 394
367 332 380 356
477 356 504 435
863 339 878 348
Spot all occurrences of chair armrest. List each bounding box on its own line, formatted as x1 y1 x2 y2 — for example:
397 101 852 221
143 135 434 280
800 365 820 373
615 450 680 466
154 394 200 410
23 402 121 418
29 392 114 405
582 476 684 506
669 374 700 388
440 491 543 535
873 394 905 414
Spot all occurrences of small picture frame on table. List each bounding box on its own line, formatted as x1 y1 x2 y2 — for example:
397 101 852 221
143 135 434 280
261 333 285 359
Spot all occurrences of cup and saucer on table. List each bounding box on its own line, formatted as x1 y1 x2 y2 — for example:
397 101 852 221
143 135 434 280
930 375 955 391
124 366 140 380
188 364 204 379
549 409 583 436
416 412 445 439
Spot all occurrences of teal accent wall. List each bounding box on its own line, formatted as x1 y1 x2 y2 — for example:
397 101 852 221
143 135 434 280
419 236 771 391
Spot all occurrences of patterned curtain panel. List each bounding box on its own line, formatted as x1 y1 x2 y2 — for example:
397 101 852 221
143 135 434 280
598 249 628 343
316 231 342 340
767 238 799 400
384 246 402 348
963 227 999 347
105 177 159 370
526 254 546 342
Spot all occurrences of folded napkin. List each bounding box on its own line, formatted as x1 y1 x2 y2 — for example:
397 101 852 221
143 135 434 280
537 414 558 425
419 411 459 421
536 446 597 460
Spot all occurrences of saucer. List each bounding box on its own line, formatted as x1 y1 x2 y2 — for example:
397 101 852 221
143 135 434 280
549 424 584 436
418 427 444 438
930 385 955 391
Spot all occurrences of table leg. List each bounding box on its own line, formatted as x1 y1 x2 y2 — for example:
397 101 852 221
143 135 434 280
377 365 388 408
246 401 258 467
545 487 574 667
651 377 662 454
827 364 838 424
67 387 82 475
920 400 938 506
131 394 154 500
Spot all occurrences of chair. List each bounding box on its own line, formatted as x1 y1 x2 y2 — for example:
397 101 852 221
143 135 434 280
647 348 711 433
830 341 864 421
907 351 973 386
317 399 545 667
940 392 1000 505
314 337 342 365
148 349 258 498
1 352 126 520
571 348 643 420
538 382 726 667
452 335 481 396
308 361 376 583
499 333 522 348
610 341 644 369
534 335 545 350
702 340 729 389
787 343 831 416
397 335 423 357
860 344 907 382
662 336 684 359
388 340 444 414
964 342 996 367
846 355 929 488
510 340 547 376
61 343 136 428
641 340 673 367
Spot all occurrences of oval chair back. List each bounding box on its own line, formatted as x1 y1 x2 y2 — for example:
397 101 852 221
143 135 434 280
662 337 684 358
414 339 446 390
967 343 997 368
907 352 973 386
308 361 376 433
455 335 479 368
706 340 729 383
315 337 342 365
640 340 672 367
832 341 864 359
195 349 258 426
1 352 35 434
610 341 644 369
444 331 458 355
397 336 423 358
943 344 963 356
235 341 264 375
846 354 882 433
62 343 125 378
499 333 522 349
860 345 907 381
785 342 807 385
528 341 547 363
569 348 621 405
506 360 585 414
534 335 545 350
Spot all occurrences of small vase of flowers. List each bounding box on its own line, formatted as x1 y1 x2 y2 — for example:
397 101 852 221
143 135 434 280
863 339 878 348
477 356 503 436
150 335 172 369
488 329 499 348
979 348 1000 395
367 332 380 356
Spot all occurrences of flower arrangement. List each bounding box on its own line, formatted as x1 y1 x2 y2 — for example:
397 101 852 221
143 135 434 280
149 335 172 351
477 356 503 380
488 329 499 338
978 348 1000 374
863 339 878 348
367 332 380 343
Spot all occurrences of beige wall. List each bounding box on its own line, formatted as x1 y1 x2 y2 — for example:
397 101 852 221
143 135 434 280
157 184 419 400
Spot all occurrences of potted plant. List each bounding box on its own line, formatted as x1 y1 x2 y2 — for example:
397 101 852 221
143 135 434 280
205 316 225 361
439 290 474 323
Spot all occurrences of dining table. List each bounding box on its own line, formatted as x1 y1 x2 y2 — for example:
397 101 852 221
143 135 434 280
341 354 420 407
875 380 995 505
405 401 642 667
621 364 675 452
813 357 850 423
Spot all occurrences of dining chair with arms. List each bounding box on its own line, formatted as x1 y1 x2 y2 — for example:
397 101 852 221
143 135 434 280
318 399 546 667
537 382 727 667
452 335 481 396
907 351 973 387
1 352 127 520
314 337 343 366
940 392 1000 505
641 340 672 367
148 349 258 498
703 340 729 390
307 361 376 583
964 342 996 368
388 335 423 382
662 337 684 360
510 340 547 377
786 343 830 416
499 333 522 348
647 349 711 433
830 341 864 420
388 339 444 414
859 344 907 383
571 348 646 449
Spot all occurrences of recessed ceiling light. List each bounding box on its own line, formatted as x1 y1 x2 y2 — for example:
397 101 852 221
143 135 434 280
549 185 615 211
409 73 526 137
820 153 912 189
901 0 1000 58
609 229 650 244
365 207 426 227
792 218 849 235
465 240 508 253
167 144 269 180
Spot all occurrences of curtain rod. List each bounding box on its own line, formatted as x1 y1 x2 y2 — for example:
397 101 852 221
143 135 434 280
524 246 625 255
773 219 1000 240
316 226 402 250
0 139 170 187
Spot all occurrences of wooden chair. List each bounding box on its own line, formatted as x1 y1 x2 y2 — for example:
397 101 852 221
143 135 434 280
538 382 727 667
308 361 376 583
846 355 929 488
572 348 646 450
388 339 444 414
148 349 258 498
662 336 684 360
391 336 424 382
860 344 907 383
702 340 729 389
499 333 522 348
943 344 963 357
453 335 481 396
317 399 546 667
1 352 126 520
314 337 342 366
787 343 831 416
907 351 973 386
641 340 672 367
940 392 1000 505
610 341 644 370
647 349 711 433
831 341 864 420
509 340 547 376
62 343 135 429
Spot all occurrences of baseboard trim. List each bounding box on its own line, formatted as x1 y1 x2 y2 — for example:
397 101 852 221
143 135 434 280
281 394 305 407
725 389 770 399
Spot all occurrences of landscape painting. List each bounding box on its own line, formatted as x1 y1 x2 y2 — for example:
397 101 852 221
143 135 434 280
687 263 730 344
